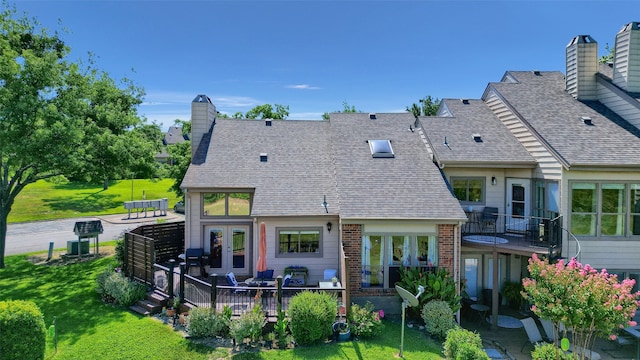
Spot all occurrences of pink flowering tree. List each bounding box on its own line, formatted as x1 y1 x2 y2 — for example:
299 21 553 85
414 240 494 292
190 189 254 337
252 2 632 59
522 254 639 360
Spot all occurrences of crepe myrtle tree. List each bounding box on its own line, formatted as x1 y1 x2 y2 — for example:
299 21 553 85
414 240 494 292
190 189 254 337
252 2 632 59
0 4 161 268
522 254 640 360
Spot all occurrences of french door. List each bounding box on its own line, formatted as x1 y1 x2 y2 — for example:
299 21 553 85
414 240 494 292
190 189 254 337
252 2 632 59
506 178 530 232
205 225 250 275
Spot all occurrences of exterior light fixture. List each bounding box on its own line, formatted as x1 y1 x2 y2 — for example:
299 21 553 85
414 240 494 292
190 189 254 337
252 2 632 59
327 222 332 232
491 177 497 186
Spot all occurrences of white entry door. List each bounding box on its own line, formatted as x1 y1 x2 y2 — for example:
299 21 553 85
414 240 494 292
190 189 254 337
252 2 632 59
205 225 250 275
506 178 530 232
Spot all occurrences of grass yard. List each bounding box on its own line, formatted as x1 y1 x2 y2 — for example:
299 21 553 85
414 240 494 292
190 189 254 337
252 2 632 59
0 249 444 360
8 179 180 223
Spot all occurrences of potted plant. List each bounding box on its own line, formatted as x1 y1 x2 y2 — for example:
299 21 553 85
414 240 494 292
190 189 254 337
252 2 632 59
166 296 180 317
501 281 524 309
332 303 350 341
332 276 338 287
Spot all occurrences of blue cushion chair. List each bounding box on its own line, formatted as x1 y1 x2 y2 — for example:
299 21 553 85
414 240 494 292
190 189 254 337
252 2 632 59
257 269 274 281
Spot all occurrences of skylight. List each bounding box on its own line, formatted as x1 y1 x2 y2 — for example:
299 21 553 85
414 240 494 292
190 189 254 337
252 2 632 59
368 140 394 158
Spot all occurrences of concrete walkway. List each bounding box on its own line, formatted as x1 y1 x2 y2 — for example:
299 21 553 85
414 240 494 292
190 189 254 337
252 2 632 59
460 307 637 360
5 211 184 256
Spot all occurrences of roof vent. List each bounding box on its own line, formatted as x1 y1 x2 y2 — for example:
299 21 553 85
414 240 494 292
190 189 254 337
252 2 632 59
461 99 470 104
260 153 268 162
369 113 376 120
265 120 272 126
472 133 483 142
532 70 541 76
581 116 593 125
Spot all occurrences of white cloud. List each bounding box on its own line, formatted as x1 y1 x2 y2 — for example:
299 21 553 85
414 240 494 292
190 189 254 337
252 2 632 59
286 84 321 90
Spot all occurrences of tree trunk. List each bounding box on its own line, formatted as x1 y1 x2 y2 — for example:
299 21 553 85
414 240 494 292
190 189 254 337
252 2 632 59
0 209 7 268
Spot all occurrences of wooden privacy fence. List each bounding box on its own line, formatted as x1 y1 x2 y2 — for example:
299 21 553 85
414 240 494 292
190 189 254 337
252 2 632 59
124 221 184 284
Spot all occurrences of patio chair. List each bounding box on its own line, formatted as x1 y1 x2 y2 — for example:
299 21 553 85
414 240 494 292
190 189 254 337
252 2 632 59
225 272 248 294
283 273 293 287
324 269 338 280
539 318 556 342
256 269 274 281
480 207 499 234
520 317 547 352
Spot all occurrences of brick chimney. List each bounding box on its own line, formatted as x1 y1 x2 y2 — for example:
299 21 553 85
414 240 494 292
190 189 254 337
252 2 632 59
191 94 216 160
613 22 640 93
566 35 598 100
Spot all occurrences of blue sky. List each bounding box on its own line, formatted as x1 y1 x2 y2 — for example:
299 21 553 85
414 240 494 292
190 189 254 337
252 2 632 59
12 0 640 131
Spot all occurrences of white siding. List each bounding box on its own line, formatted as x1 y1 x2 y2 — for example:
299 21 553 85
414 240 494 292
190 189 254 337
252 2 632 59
485 91 563 180
597 81 640 131
566 36 598 100
561 171 640 271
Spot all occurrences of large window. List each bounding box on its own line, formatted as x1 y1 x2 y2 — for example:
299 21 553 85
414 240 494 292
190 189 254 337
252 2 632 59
362 234 437 288
570 182 640 237
276 228 322 258
202 192 252 216
452 177 485 204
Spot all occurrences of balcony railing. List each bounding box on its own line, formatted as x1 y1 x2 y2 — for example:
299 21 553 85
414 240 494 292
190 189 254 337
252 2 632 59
151 262 344 319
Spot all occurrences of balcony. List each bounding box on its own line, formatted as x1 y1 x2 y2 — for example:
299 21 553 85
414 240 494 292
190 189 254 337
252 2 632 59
462 210 563 259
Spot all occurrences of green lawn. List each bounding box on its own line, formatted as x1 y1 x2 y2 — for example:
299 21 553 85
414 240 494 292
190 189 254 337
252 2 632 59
0 251 444 360
8 179 180 223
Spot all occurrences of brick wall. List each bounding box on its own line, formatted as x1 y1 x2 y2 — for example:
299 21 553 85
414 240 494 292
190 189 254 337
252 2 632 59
342 223 459 298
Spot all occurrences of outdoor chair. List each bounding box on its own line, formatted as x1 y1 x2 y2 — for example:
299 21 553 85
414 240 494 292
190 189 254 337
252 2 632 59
324 269 338 280
539 318 556 342
225 272 248 294
282 273 292 287
185 248 205 277
520 317 548 352
480 207 499 234
256 269 274 281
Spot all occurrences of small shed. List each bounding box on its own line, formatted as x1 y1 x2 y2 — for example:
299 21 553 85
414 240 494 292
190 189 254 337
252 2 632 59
72 220 104 255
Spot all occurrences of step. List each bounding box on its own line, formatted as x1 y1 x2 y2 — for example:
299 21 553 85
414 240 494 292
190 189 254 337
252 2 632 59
129 304 150 316
138 299 162 314
147 291 168 306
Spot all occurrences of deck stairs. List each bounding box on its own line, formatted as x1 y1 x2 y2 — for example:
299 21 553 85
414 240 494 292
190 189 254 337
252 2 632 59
129 290 168 316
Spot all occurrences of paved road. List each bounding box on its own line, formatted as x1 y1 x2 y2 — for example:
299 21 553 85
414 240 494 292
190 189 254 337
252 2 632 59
5 212 184 256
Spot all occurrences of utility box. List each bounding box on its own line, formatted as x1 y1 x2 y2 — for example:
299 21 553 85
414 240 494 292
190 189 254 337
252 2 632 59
67 240 90 255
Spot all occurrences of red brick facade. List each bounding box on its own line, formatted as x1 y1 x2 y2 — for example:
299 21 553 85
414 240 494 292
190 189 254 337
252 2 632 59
342 223 459 297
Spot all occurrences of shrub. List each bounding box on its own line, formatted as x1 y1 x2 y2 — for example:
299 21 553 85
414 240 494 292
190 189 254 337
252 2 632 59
396 267 461 319
186 307 228 337
421 300 456 339
0 300 46 360
95 267 147 306
273 309 290 348
288 291 336 346
530 343 573 360
114 239 126 269
454 342 490 360
443 327 482 359
229 304 267 345
348 301 384 338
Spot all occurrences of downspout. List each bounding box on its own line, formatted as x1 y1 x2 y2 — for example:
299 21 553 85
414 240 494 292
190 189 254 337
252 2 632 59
454 222 462 324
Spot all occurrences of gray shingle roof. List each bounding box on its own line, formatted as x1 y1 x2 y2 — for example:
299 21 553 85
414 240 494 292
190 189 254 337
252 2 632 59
331 113 466 220
181 119 338 216
421 99 536 167
490 71 640 167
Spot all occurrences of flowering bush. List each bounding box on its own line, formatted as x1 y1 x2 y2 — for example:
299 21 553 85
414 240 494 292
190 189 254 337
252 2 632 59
347 301 384 338
421 300 456 339
522 254 640 359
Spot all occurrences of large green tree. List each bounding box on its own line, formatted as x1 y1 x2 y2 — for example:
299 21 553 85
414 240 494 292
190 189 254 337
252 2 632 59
322 100 361 120
0 5 160 267
244 104 289 119
166 120 191 198
406 95 440 118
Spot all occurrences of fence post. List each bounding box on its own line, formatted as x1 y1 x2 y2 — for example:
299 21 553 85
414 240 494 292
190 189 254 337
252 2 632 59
276 276 283 313
210 274 218 309
168 259 175 298
179 262 186 304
